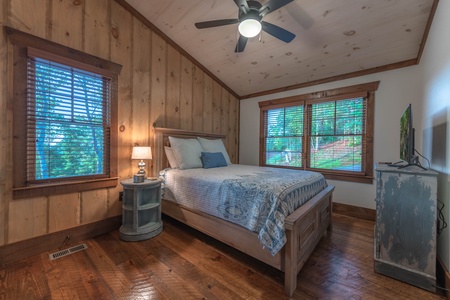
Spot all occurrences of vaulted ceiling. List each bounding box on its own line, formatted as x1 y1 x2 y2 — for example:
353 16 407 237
122 0 438 98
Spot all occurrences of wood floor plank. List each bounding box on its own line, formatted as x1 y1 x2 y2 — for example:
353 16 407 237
152 221 284 299
40 254 83 300
159 221 281 286
134 241 244 299
1 258 50 299
0 213 446 300
90 233 169 299
99 230 213 300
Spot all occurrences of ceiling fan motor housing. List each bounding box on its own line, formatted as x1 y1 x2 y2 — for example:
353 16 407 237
238 1 263 22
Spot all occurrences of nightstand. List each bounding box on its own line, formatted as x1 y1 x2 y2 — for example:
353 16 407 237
119 178 163 241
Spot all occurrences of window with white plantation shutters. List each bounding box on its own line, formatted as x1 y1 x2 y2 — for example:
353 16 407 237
27 56 111 182
259 82 378 184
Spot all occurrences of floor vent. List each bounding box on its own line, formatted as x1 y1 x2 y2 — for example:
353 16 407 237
49 243 88 261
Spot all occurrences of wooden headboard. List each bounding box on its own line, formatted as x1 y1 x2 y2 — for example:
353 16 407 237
152 127 226 176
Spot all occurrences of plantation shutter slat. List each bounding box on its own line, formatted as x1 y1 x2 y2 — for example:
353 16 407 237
26 54 112 183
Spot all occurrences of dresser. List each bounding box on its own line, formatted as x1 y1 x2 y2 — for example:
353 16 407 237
374 164 438 292
120 178 163 241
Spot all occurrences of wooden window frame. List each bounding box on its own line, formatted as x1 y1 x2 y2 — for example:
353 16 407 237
6 27 122 199
259 82 379 184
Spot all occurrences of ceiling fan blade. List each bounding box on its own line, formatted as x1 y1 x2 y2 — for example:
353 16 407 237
195 19 239 29
235 35 248 53
261 21 295 43
259 0 294 17
233 0 250 14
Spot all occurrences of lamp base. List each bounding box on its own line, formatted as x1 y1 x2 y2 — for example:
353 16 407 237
137 160 146 176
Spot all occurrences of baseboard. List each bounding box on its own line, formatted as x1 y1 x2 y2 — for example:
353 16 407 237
437 255 450 299
0 216 122 265
332 202 376 221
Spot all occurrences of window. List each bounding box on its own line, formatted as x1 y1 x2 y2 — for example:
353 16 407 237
29 56 111 181
308 98 364 171
264 106 304 167
259 82 379 183
7 27 122 199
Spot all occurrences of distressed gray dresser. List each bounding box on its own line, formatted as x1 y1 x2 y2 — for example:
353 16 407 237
374 164 438 293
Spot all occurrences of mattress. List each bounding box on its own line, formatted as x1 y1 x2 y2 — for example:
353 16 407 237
159 164 328 255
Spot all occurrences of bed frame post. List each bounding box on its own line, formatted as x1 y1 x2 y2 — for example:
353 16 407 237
284 227 298 297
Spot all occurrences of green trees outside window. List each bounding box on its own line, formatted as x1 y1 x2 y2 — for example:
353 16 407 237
8 27 121 198
265 106 304 167
259 82 378 183
29 58 111 181
309 98 363 171
264 98 363 171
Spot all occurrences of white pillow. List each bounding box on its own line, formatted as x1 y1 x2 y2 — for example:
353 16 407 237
168 136 203 170
197 137 231 165
164 146 179 169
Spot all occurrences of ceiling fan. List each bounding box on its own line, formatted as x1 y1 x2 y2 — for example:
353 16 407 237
195 0 296 53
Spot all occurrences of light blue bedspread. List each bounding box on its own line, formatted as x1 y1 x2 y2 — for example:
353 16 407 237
160 164 327 255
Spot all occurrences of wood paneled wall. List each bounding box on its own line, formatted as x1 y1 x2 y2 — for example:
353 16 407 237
0 0 239 247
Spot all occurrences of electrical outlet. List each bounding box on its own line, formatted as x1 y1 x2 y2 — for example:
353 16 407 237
119 191 123 201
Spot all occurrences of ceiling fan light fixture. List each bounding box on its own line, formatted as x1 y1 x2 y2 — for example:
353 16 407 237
238 18 262 38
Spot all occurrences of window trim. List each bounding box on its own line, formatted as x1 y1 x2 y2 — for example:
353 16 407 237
6 27 122 199
259 81 379 184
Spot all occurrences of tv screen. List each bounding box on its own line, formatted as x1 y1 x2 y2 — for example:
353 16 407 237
399 104 413 163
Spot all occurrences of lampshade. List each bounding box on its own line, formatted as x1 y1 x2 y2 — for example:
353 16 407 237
238 18 262 38
131 146 152 160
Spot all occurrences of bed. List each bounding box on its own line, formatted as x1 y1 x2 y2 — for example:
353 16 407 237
152 127 335 297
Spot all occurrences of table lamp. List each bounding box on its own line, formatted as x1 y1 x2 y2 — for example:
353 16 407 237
131 146 152 179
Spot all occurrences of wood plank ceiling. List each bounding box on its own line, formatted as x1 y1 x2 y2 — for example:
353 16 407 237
123 0 437 98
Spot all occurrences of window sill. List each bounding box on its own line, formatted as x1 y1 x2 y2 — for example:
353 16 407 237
12 177 119 199
261 164 373 184
322 173 373 184
309 169 373 184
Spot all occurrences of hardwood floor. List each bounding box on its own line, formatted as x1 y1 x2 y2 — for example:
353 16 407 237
0 213 446 299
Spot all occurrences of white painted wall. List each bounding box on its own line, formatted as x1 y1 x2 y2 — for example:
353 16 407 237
417 0 450 271
240 0 450 270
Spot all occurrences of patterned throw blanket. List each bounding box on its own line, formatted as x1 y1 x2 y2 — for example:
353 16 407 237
160 165 327 255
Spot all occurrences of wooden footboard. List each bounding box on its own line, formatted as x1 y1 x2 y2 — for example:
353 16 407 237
153 126 335 297
284 185 334 296
161 198 283 269
161 185 334 297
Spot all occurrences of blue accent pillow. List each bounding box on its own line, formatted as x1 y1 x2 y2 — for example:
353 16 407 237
200 152 228 169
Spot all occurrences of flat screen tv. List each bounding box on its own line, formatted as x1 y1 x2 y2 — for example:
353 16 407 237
399 104 414 164
397 104 425 169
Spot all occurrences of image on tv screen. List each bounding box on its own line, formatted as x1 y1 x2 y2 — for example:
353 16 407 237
400 105 411 162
